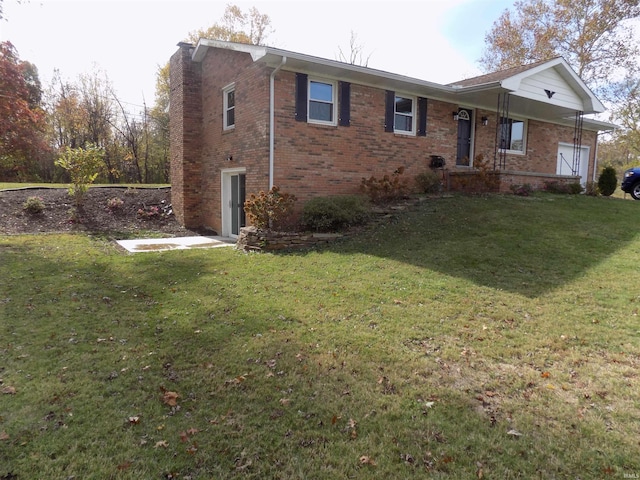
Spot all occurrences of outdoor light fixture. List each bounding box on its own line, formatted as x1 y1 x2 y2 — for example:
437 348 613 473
481 116 489 126
452 111 459 121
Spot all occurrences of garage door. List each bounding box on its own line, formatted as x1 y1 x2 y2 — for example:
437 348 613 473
557 143 590 187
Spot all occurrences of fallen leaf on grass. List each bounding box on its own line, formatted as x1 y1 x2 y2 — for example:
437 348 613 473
359 455 377 465
128 416 141 425
507 429 523 437
154 440 169 448
161 391 179 407
117 461 132 471
541 371 550 378
279 398 291 406
1 386 16 395
0 431 9 441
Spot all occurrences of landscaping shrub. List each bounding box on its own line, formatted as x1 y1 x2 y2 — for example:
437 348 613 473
510 183 533 196
584 181 598 196
302 195 370 232
543 180 583 195
23 196 44 214
54 143 105 208
244 186 296 230
106 197 124 212
415 169 442 194
360 166 410 204
597 166 617 196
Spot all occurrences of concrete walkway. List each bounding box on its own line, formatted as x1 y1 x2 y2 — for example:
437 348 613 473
116 236 235 253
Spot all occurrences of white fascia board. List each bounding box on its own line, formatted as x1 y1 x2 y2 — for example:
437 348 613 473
192 39 267 62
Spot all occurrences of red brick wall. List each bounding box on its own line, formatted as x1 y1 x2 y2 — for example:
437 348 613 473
197 49 271 233
472 109 598 180
171 45 600 232
169 43 203 228
272 71 458 207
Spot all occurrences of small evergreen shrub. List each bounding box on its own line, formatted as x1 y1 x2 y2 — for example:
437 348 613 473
23 196 45 215
597 166 617 196
415 169 442 194
360 167 410 204
302 195 371 232
244 186 297 230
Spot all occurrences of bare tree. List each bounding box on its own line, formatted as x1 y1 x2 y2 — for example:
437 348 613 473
337 31 372 67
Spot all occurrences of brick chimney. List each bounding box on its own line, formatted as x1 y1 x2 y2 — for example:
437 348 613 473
169 42 203 228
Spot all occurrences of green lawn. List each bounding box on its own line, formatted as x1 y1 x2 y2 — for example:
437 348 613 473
1 193 640 479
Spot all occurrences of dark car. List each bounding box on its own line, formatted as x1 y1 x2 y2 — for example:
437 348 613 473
621 167 640 199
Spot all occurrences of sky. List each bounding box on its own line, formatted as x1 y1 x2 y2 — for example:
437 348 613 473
0 0 515 116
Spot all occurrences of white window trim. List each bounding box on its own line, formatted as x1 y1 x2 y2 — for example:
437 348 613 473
499 116 527 155
308 78 337 126
394 94 416 136
223 83 235 131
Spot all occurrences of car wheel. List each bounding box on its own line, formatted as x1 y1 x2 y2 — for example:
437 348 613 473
632 181 640 200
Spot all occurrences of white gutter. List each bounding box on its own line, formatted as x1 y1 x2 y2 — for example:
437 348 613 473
269 56 286 189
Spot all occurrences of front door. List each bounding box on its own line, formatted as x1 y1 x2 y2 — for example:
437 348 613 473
456 108 473 166
222 170 246 238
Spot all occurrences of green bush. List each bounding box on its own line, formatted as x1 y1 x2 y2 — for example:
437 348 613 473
23 196 45 215
415 169 442 194
597 166 617 196
54 143 105 208
302 195 371 232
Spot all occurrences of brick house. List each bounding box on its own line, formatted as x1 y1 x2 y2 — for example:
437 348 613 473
170 39 614 237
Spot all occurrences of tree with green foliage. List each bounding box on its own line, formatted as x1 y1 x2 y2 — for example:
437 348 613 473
598 165 618 196
54 143 105 208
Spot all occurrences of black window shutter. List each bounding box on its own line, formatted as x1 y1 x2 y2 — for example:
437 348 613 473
295 73 308 122
384 90 395 132
417 97 428 136
339 81 350 126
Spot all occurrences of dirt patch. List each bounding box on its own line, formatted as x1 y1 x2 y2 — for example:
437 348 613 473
0 186 200 237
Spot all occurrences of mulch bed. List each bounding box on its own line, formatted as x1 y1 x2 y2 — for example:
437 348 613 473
0 186 198 237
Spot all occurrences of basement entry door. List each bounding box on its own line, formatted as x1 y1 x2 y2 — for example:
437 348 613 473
221 169 246 238
556 143 590 187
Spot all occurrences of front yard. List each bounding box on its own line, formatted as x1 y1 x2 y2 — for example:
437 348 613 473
1 193 639 478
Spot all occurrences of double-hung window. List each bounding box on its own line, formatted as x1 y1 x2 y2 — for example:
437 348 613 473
499 117 526 153
394 95 415 135
308 79 336 125
223 84 235 131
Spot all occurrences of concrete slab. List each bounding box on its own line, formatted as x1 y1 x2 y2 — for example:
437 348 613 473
116 236 235 253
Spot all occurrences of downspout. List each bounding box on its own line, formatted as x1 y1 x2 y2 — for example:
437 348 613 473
269 56 287 189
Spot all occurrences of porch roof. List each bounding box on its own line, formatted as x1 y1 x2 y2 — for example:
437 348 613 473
191 40 616 131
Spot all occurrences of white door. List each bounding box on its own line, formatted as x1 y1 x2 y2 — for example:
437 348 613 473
557 143 590 187
221 169 246 238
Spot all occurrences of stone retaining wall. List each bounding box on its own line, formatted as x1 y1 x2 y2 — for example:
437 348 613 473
236 226 344 252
